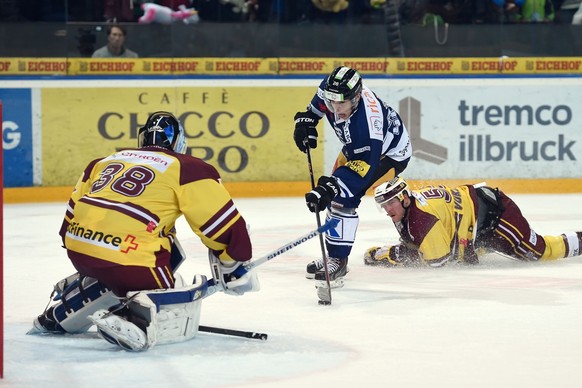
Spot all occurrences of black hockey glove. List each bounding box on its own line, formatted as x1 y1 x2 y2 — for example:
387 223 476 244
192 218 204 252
305 176 339 213
293 110 319 152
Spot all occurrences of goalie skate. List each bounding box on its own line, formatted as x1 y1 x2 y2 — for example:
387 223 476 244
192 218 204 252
89 310 148 352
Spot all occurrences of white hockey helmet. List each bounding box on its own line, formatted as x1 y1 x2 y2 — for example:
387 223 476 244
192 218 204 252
374 176 410 211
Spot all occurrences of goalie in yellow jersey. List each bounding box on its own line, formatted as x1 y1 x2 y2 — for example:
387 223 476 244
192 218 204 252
365 176 582 268
29 111 258 351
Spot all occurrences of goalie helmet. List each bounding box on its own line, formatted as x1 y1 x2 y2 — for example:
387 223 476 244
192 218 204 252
374 176 410 210
323 66 362 113
138 111 187 154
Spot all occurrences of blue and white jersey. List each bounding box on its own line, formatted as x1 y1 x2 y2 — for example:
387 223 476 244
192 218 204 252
308 81 412 201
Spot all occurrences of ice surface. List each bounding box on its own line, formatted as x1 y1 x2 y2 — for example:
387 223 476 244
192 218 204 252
4 194 582 387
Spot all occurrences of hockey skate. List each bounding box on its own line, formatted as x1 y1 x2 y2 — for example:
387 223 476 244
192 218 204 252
314 257 348 289
306 257 349 280
305 258 325 279
89 309 148 352
27 307 66 335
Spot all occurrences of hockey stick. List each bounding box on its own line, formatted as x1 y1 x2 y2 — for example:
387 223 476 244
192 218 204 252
196 223 335 342
203 218 338 298
305 143 333 306
198 325 268 341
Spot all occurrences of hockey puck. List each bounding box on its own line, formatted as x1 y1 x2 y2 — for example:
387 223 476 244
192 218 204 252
318 300 331 305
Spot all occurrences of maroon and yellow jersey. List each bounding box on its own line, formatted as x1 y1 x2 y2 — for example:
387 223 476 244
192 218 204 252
59 146 251 269
397 185 478 266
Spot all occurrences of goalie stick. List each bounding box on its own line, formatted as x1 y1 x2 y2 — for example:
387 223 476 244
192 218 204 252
305 143 333 306
198 325 267 340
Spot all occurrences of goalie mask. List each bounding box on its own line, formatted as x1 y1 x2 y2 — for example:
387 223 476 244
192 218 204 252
138 111 187 154
374 176 410 212
323 66 362 118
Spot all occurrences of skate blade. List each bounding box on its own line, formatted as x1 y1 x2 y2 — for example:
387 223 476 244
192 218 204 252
26 326 42 335
315 278 344 290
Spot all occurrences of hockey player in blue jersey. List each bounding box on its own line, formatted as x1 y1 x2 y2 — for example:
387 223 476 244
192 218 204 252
293 66 412 285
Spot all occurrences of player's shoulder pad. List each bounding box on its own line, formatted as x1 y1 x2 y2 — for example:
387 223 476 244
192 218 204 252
174 153 221 186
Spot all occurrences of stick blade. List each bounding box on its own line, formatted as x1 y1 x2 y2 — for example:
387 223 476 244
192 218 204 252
316 284 332 305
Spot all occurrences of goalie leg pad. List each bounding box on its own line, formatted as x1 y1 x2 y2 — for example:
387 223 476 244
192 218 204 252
29 273 118 335
91 274 208 351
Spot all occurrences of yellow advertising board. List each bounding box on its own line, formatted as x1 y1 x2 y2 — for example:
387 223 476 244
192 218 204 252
2 57 582 76
41 85 323 186
67 58 279 75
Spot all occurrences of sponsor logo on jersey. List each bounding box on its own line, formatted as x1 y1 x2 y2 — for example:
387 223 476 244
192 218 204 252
345 160 370 177
334 122 352 144
105 150 174 172
368 116 383 141
388 110 401 135
451 189 463 211
66 222 138 252
353 146 371 154
397 139 411 157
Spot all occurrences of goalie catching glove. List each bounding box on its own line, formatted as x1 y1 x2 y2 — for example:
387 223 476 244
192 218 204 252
209 251 260 296
364 244 420 267
293 110 320 152
305 175 340 212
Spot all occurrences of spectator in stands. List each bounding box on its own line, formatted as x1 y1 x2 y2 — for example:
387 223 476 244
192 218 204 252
309 0 350 23
103 0 136 22
518 0 555 21
92 25 138 58
491 0 555 22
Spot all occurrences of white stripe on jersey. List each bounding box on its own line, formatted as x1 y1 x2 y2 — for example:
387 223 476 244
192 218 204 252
202 204 236 236
384 130 412 161
335 177 354 199
155 266 173 288
85 196 159 226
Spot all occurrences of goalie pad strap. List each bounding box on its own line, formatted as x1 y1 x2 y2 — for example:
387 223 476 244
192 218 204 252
49 275 118 333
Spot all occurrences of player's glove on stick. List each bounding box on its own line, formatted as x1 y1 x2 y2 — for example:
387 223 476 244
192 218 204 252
305 176 339 213
222 262 260 296
293 110 319 152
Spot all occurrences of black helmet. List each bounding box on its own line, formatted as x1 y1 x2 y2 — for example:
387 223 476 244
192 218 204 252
323 66 362 102
138 111 187 154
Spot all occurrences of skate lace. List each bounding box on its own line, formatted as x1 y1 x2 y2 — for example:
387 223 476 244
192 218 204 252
313 257 324 269
327 258 341 272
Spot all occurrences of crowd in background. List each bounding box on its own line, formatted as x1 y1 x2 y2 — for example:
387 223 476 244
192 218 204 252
1 0 580 25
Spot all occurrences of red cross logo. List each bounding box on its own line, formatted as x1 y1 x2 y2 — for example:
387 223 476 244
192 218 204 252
121 235 139 253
